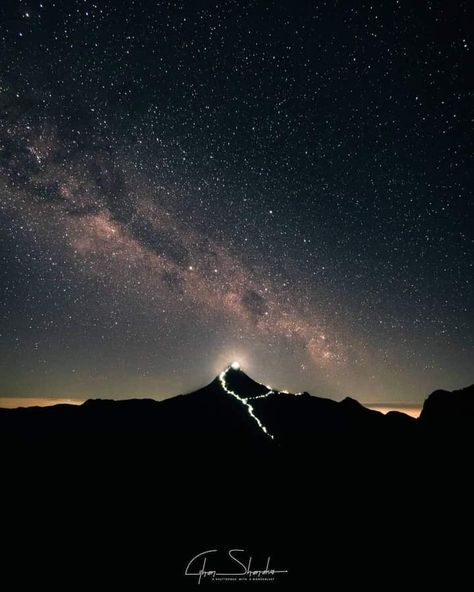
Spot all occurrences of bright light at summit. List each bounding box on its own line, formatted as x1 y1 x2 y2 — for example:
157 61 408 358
231 361 240 370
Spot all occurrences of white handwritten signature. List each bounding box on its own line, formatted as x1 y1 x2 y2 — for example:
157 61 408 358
185 548 288 584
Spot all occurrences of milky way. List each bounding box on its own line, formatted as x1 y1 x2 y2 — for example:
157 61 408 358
0 2 472 403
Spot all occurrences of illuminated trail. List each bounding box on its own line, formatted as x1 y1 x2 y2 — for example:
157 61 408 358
219 364 274 440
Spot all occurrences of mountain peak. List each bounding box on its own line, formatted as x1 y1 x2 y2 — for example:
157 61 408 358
218 364 270 399
216 363 275 439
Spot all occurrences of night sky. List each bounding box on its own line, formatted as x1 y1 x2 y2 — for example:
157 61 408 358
0 1 472 405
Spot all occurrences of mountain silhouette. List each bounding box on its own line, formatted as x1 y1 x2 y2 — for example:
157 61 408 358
2 365 471 587
1 365 471 448
419 384 474 431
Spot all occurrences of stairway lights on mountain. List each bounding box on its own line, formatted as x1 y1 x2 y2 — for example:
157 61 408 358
219 364 274 440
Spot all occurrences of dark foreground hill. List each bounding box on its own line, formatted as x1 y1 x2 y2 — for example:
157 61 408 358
2 366 472 587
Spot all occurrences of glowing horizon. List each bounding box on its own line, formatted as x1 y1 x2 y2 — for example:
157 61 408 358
0 395 422 418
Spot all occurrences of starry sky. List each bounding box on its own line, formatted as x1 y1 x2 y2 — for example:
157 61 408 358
0 1 472 405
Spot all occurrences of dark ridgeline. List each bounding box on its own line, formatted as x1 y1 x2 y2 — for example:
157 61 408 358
1 366 472 444
2 367 472 588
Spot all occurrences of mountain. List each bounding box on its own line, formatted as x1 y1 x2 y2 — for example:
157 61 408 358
419 384 474 431
2 365 471 587
2 365 471 449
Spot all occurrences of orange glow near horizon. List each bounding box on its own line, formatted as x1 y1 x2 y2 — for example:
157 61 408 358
0 397 422 418
0 398 84 409
366 404 421 418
